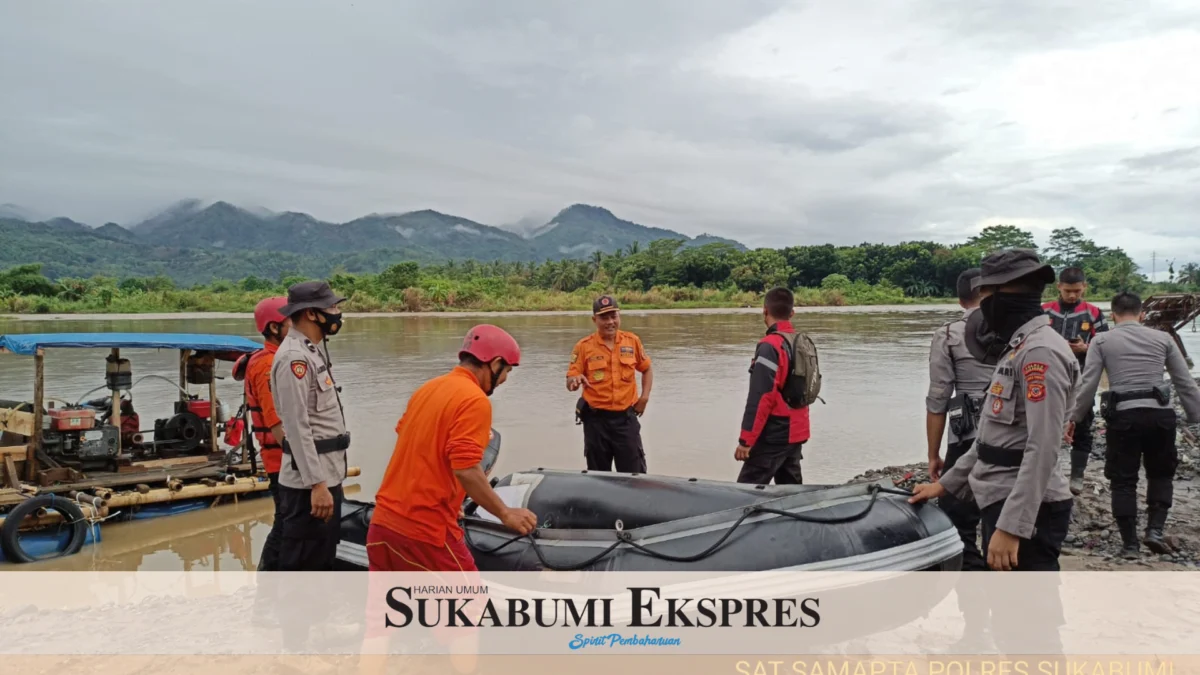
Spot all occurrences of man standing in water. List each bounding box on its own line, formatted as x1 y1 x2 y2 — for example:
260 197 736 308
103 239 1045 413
1043 266 1108 494
566 295 654 472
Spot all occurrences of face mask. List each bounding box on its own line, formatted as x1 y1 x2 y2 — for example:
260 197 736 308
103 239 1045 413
312 309 343 336
981 291 1044 342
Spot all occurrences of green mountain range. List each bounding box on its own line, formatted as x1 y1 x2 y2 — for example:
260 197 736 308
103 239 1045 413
0 200 746 285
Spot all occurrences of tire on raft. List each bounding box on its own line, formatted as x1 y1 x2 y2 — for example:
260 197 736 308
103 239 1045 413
1 494 90 564
335 468 963 573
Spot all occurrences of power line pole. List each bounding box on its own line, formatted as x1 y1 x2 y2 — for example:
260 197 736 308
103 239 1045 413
1152 251 1157 282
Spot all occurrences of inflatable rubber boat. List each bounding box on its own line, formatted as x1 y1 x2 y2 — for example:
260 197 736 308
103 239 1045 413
334 463 963 573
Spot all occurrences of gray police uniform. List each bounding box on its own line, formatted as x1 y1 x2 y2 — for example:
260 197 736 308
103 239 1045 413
1071 321 1200 548
939 314 1078 570
269 330 350 571
926 306 995 571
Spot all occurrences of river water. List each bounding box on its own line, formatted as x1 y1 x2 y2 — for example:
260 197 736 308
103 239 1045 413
1 305 1196 571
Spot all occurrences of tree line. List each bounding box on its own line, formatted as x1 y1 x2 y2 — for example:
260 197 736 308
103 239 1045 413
2 224 1197 313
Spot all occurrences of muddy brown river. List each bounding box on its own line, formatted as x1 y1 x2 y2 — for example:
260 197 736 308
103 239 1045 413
1 305 1196 571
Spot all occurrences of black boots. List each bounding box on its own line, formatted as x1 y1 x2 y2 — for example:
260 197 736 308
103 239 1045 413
1116 517 1140 559
1144 479 1174 555
1144 508 1171 555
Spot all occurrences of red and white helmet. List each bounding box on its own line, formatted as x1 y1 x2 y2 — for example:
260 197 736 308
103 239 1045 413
253 296 288 334
458 324 521 367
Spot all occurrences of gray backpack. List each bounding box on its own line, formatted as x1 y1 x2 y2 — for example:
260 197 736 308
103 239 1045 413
778 330 824 408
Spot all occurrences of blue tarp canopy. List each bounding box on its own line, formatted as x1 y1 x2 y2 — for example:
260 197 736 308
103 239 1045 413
0 332 263 356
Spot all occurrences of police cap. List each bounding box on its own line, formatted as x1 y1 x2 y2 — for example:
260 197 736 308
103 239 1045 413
972 248 1055 290
279 280 346 317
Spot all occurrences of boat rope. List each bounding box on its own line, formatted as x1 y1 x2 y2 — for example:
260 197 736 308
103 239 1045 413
463 483 915 572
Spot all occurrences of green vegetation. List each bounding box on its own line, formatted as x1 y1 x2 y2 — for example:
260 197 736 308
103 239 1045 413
1 225 1196 315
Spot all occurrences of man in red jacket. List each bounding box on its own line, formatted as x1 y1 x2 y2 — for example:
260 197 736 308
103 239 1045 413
735 286 811 484
1042 266 1108 494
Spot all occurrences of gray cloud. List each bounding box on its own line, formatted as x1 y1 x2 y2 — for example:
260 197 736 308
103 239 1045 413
1 0 1198 272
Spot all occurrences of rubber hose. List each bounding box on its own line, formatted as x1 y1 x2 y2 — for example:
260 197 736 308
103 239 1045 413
0 494 89 564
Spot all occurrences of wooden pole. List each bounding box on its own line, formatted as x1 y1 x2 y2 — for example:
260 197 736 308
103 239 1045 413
179 349 189 402
26 349 44 481
111 348 122 457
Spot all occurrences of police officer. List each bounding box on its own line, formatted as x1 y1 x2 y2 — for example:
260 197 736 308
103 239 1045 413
1043 266 1109 494
566 295 653 473
925 268 993 572
1068 291 1200 558
270 280 350 571
910 249 1078 572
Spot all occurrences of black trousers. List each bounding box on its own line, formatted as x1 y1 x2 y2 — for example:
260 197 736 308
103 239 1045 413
937 440 986 572
257 472 283 572
980 498 1072 571
1104 409 1178 519
582 409 647 473
1070 407 1095 478
737 441 804 485
275 483 344 571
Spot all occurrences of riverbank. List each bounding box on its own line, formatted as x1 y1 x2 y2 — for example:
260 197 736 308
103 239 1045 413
0 284 956 316
850 380 1200 572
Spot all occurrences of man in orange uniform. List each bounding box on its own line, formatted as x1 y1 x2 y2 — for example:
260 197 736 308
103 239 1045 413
237 296 290 571
367 324 538 572
566 295 654 472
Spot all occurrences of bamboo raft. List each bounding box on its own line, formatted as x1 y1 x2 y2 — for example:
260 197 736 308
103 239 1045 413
0 332 364 564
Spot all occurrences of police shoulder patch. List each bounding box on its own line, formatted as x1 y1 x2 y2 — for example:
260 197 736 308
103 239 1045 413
290 360 308 379
1026 381 1046 402
1022 362 1048 379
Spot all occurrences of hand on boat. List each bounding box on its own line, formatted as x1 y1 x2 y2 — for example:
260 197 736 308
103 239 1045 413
500 507 539 535
311 483 334 521
987 529 1020 571
734 444 751 461
907 482 945 504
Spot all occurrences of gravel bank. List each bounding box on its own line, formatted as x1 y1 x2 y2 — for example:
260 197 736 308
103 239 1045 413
849 379 1200 571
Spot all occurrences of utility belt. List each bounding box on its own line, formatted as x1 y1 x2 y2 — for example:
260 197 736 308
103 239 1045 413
1099 384 1171 421
947 392 986 438
281 433 351 472
976 442 1025 468
575 397 633 424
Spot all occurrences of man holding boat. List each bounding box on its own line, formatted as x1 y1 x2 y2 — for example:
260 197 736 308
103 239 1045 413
366 324 537 572
270 280 351 571
910 249 1078 572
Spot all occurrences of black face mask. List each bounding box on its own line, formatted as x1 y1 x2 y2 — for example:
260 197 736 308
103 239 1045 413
312 309 343 337
980 291 1044 343
966 309 1007 365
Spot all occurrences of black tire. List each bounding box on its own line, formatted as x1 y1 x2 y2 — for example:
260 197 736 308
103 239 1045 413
0 494 89 564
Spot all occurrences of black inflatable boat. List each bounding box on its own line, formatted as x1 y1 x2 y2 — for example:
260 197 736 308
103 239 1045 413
334 466 963 573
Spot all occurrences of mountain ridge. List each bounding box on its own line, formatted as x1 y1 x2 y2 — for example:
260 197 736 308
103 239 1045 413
1 199 748 284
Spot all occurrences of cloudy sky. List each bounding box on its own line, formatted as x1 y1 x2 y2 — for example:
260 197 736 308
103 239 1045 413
2 0 1199 276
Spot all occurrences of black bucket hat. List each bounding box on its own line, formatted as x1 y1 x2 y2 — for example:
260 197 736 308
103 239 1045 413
972 248 1055 290
279 280 346 317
